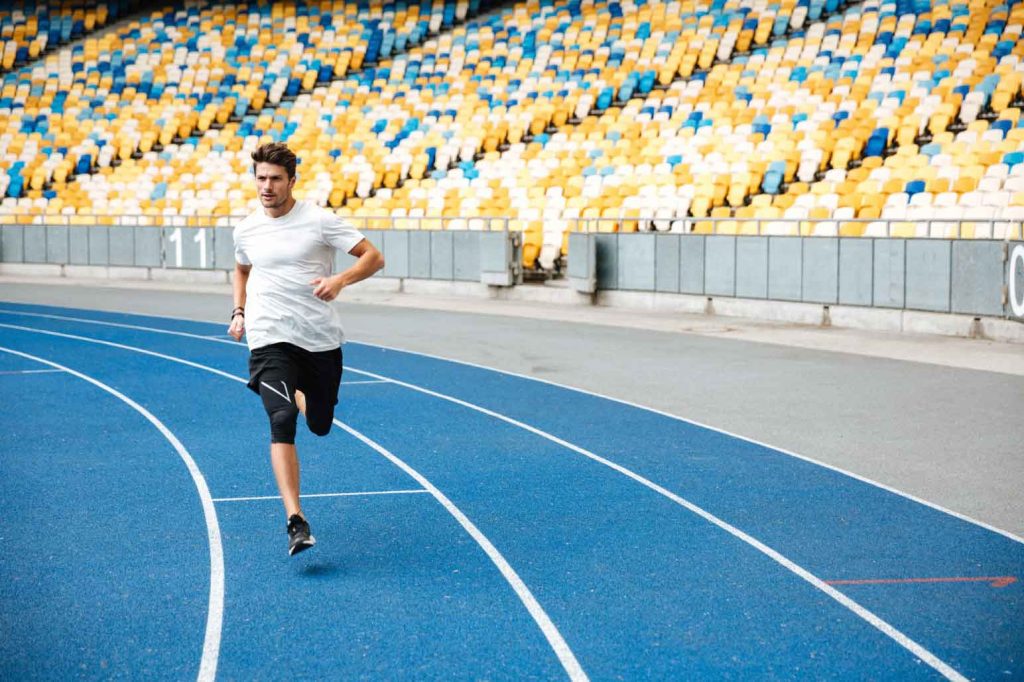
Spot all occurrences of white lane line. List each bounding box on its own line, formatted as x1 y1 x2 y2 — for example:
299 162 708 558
214 489 429 503
0 368 64 375
0 322 588 682
0 317 970 679
352 341 1024 548
2 308 1020 548
342 379 390 385
342 367 966 680
0 323 249 383
0 345 224 682
0 309 246 346
333 419 587 680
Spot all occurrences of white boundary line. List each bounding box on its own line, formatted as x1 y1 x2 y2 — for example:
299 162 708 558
1 307 1019 546
213 489 429 503
349 341 1024 547
342 366 966 680
332 419 587 680
343 379 390 385
0 322 587 682
0 315 973 679
0 368 64 375
0 344 224 682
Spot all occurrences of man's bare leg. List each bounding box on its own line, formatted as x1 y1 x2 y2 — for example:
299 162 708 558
275 390 306 518
271 443 302 519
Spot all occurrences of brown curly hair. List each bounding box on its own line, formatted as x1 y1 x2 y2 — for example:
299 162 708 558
251 143 297 179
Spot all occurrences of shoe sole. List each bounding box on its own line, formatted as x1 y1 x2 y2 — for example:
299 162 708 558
289 536 316 556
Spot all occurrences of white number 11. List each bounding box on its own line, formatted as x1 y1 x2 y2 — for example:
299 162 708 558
168 228 207 268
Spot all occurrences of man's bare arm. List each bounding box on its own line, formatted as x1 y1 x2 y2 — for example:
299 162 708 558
228 262 252 341
311 239 385 302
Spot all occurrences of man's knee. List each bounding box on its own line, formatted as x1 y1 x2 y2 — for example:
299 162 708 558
259 381 299 444
307 414 332 437
269 404 300 443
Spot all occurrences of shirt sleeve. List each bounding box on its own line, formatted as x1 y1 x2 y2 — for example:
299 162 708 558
233 226 251 265
320 210 366 254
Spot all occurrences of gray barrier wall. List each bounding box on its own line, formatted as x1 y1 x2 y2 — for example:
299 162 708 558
1 224 1019 322
0 225 522 287
0 224 236 270
571 233 1024 321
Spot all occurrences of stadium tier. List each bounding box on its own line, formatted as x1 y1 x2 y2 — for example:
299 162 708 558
1 0 1022 269
0 1 143 74
0 1 482 217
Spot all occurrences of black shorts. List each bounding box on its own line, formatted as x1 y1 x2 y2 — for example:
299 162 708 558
248 342 343 443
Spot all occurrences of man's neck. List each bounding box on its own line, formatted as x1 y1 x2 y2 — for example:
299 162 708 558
264 197 297 219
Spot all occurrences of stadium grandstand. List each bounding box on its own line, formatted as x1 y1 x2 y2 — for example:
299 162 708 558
1 0 1022 273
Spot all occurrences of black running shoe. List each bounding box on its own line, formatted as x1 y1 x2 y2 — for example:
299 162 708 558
287 514 316 556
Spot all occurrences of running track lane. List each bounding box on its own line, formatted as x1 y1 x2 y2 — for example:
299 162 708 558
0 348 213 679
8 307 1024 675
0 320 930 678
0 326 576 679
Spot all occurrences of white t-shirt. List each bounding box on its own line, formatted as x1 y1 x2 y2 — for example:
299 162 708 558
233 200 366 352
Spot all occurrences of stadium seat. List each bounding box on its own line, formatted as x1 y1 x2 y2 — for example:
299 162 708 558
2 0 1021 251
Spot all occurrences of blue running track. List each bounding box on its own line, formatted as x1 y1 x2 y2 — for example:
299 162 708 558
0 302 1020 680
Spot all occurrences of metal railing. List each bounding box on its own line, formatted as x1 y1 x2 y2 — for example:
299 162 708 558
0 213 515 232
572 216 1024 240
0 214 242 228
342 216 513 232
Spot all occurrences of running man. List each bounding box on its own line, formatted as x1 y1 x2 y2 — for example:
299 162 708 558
228 142 384 555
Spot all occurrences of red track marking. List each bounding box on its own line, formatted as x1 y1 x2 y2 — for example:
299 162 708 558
827 576 1017 588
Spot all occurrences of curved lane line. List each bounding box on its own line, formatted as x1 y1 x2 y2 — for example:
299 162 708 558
350 341 1024 547
0 322 587 682
1 308 1019 548
342 366 967 681
333 419 586 680
0 313 972 680
0 344 224 682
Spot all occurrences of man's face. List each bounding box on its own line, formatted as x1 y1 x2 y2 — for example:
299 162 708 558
254 162 295 209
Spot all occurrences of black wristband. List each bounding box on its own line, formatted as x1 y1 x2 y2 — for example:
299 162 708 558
231 306 244 320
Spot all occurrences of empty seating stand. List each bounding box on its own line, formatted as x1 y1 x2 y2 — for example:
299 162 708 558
2 0 1022 267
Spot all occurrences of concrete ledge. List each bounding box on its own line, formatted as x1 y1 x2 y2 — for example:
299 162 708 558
150 268 229 284
106 266 151 280
898 311 1024 344
593 291 1024 343
0 263 62 277
1 264 1020 344
502 283 594 305
829 305 904 333
346 277 402 293
598 290 707 314
403 278 491 298
978 318 1024 343
64 265 116 279
901 310 977 338
710 296 827 325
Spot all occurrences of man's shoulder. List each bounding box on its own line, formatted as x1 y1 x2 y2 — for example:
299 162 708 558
233 209 265 234
300 201 338 224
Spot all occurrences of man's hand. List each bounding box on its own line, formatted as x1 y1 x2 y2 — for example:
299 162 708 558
311 275 344 302
228 313 245 341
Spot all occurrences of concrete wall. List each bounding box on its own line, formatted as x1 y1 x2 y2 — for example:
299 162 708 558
1 225 1019 323
0 225 520 287
573 233 1022 320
